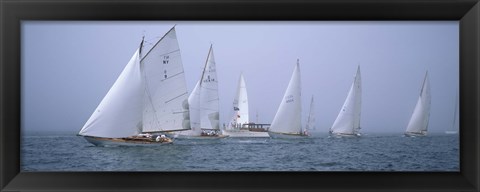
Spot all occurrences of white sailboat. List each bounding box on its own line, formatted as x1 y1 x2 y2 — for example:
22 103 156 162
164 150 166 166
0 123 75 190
405 71 431 137
78 26 190 146
446 92 459 134
222 73 269 138
175 45 227 139
302 95 315 136
268 59 305 138
330 66 362 137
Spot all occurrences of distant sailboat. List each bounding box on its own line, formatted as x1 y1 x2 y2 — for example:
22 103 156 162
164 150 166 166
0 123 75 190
175 45 227 139
78 26 190 146
330 66 362 137
405 71 431 137
446 90 459 134
302 96 315 136
268 59 305 138
222 73 269 138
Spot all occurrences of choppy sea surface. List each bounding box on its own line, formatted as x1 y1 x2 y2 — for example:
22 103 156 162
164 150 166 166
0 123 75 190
21 132 459 171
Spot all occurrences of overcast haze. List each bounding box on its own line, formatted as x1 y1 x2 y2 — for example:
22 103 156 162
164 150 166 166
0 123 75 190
22 21 459 135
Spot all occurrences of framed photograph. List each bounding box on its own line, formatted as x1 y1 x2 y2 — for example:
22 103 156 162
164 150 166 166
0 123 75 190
1 0 479 191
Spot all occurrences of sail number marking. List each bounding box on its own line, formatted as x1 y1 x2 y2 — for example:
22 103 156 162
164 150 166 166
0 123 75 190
285 95 294 103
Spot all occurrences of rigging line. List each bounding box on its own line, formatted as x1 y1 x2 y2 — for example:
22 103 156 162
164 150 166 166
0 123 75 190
140 61 163 132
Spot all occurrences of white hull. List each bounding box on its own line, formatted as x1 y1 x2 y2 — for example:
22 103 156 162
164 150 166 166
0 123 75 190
445 131 458 134
223 129 270 138
174 134 229 140
329 132 361 138
268 131 308 139
404 132 427 137
82 136 172 147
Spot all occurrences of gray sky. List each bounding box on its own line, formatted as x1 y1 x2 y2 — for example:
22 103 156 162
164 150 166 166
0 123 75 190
22 21 458 135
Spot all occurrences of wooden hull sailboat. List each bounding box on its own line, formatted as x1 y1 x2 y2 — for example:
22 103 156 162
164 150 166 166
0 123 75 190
78 26 191 146
82 135 173 147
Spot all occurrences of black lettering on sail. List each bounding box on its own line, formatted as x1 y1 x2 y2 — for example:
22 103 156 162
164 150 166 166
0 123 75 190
163 55 169 64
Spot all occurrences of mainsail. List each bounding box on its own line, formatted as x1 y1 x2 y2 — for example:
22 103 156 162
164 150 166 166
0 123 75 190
330 65 362 136
269 60 302 135
405 71 431 136
141 27 190 133
79 26 190 139
229 73 249 128
199 45 220 130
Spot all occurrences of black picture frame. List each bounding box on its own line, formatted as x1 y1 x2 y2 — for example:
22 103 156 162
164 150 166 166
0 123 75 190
1 0 479 191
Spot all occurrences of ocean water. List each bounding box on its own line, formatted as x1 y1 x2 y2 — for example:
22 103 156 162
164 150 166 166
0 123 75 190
21 132 459 172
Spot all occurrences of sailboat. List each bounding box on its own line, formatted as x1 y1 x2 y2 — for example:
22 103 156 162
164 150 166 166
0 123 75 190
78 26 191 146
268 59 305 138
222 73 269 138
446 92 459 134
174 45 227 139
405 71 431 137
330 66 362 137
302 96 315 136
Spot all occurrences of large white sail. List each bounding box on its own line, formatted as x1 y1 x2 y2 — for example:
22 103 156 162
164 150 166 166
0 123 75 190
199 45 220 130
405 71 431 136
229 73 249 128
305 96 316 132
269 60 302 135
330 66 362 136
177 80 202 136
141 27 190 133
79 49 144 138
